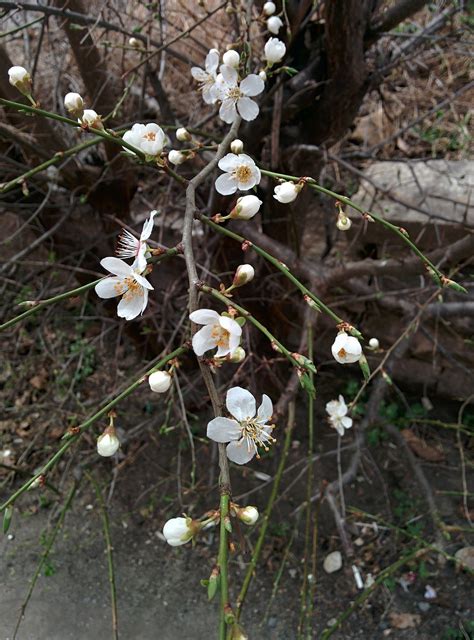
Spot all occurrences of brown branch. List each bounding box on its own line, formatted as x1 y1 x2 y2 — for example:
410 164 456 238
366 0 429 44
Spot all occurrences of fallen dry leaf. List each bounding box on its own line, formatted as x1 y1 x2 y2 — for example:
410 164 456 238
401 429 445 462
389 612 421 629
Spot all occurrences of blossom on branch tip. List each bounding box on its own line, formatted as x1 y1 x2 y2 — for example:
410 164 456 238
223 49 240 68
230 139 244 154
95 257 153 321
230 195 262 220
215 66 265 124
191 48 220 104
168 149 187 165
237 505 259 525
331 332 362 364
207 387 275 465
122 123 166 157
162 517 196 546
215 153 261 195
97 428 120 457
116 210 157 272
64 92 84 119
233 264 255 287
325 395 353 436
148 370 172 393
267 16 283 34
8 66 31 95
264 38 286 65
190 309 242 358
176 127 191 142
336 213 352 231
263 1 276 15
81 109 103 129
273 181 300 203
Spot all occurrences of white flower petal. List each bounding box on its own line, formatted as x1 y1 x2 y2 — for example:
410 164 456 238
140 210 157 241
191 67 207 82
228 332 241 356
237 97 259 121
192 325 215 356
226 438 257 465
257 394 273 424
219 98 238 124
341 416 353 429
205 49 220 73
100 257 132 277
190 309 220 325
226 387 256 421
220 65 238 84
218 153 240 172
215 173 237 195
117 289 146 320
219 316 242 336
95 277 123 299
240 74 265 97
207 417 241 443
133 273 154 290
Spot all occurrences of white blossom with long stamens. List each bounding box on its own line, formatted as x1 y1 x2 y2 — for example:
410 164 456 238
95 257 153 321
325 394 353 436
215 66 264 124
215 153 261 195
189 309 242 358
207 387 275 465
116 210 157 272
122 123 166 157
191 48 220 104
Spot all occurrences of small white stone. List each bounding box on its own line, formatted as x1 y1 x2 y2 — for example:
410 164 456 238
323 550 342 573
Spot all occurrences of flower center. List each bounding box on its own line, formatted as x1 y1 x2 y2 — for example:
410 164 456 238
143 132 156 141
211 325 230 348
241 419 276 458
121 276 142 300
337 348 347 359
227 86 242 100
234 165 252 184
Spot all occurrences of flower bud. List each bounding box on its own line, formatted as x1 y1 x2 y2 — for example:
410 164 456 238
273 181 299 203
149 370 172 393
228 346 246 363
264 38 286 65
223 49 240 68
336 213 352 231
230 138 244 154
162 516 197 546
259 70 267 81
238 505 259 525
129 37 141 48
233 264 254 287
267 16 283 34
176 127 191 142
97 427 120 457
230 195 262 220
263 1 276 15
64 92 84 119
168 149 187 165
8 66 31 96
369 337 379 349
81 109 103 129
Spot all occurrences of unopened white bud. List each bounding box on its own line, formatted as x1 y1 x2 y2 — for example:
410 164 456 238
162 516 196 546
8 66 31 96
168 149 187 165
129 37 141 48
230 195 262 220
176 127 191 142
273 181 300 203
259 70 267 81
223 49 240 68
336 213 352 231
81 109 103 129
239 505 259 525
64 92 84 119
97 428 120 457
267 16 283 34
263 1 276 15
149 370 172 393
233 264 255 287
369 338 379 349
228 346 246 363
264 38 286 65
230 138 244 154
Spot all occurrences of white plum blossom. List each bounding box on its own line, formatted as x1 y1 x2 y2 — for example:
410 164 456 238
222 49 240 68
264 38 286 65
331 332 362 364
233 264 255 287
129 37 141 48
116 210 156 272
238 505 259 525
176 127 191 142
230 139 244 154
336 213 352 231
8 66 31 95
168 149 186 165
97 429 120 457
267 16 283 34
263 1 276 15
162 517 195 546
191 48 220 104
326 395 353 436
190 309 242 358
95 257 153 321
369 337 380 349
64 92 84 119
215 153 261 195
216 66 264 124
207 387 275 465
259 70 267 81
228 346 246 363
230 195 262 220
81 109 103 129
274 181 299 203
122 123 166 157
149 370 172 393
